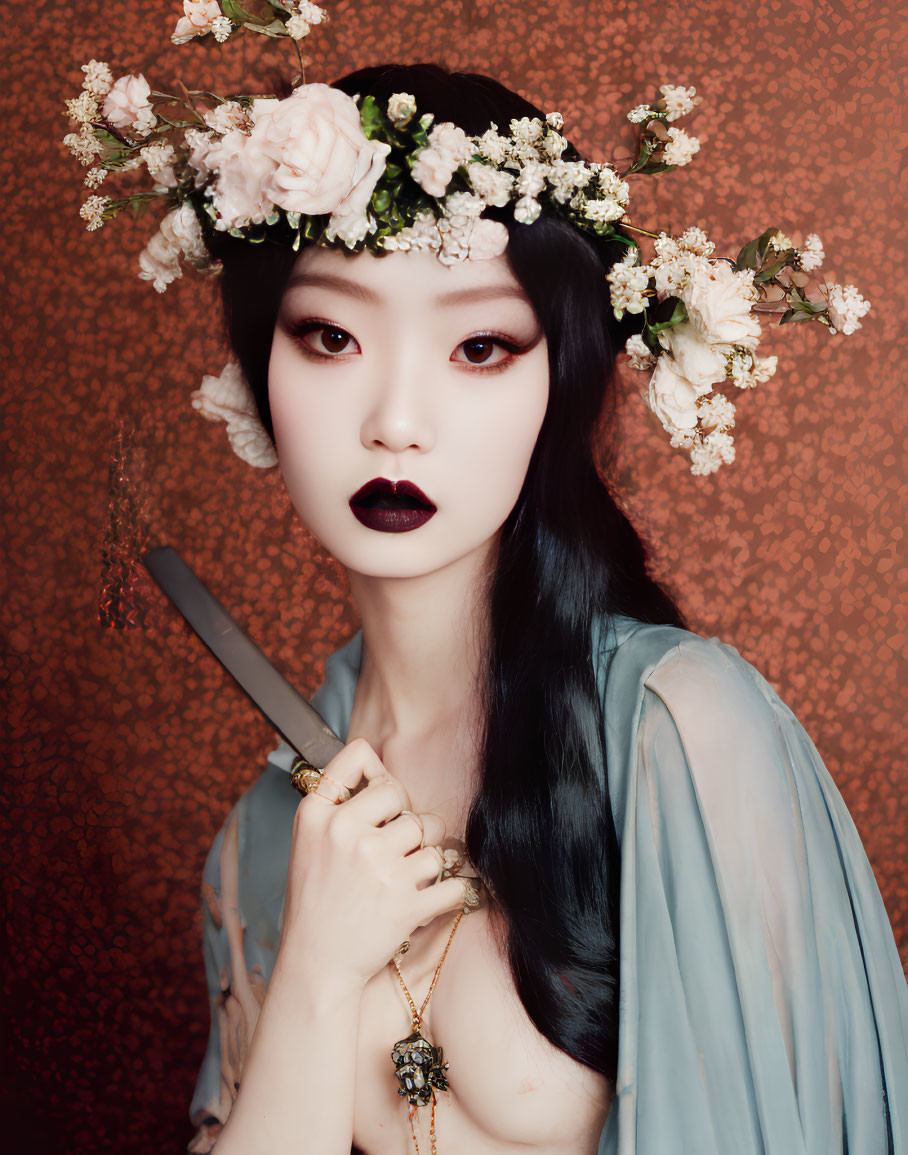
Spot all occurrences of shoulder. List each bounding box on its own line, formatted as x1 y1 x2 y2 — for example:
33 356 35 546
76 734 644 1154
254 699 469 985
594 614 805 823
597 612 787 727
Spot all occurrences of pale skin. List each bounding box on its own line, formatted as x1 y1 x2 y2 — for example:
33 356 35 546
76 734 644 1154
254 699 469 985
215 248 613 1154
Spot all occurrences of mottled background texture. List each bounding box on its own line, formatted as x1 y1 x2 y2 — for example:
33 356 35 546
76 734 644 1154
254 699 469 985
1 0 905 1151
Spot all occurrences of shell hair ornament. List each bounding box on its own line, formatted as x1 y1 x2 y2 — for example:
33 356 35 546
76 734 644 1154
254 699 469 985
64 2 871 475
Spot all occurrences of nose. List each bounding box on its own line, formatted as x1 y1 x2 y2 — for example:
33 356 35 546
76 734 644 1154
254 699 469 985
359 358 435 455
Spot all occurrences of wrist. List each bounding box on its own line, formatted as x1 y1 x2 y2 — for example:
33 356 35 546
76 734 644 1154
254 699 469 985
271 942 368 1009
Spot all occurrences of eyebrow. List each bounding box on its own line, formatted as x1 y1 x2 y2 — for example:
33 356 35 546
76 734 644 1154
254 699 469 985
284 271 531 308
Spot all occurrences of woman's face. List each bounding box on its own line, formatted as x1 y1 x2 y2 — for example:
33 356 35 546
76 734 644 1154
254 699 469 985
268 245 549 580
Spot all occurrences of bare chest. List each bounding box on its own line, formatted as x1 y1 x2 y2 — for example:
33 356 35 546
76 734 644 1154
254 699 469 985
352 906 613 1155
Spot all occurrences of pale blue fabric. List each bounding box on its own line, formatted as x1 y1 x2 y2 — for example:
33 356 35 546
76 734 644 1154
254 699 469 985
191 616 908 1152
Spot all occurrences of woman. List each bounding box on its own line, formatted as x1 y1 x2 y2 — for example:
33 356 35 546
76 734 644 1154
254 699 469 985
178 65 908 1155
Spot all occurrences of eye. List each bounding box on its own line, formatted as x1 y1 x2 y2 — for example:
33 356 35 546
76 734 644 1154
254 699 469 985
290 321 360 358
452 335 520 369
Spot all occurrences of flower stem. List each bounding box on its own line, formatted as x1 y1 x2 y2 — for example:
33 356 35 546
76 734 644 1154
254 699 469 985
621 221 660 239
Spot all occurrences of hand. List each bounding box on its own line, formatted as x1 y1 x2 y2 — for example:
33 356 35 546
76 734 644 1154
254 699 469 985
279 738 470 988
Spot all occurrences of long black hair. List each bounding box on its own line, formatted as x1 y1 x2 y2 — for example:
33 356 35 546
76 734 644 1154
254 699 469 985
210 63 685 1083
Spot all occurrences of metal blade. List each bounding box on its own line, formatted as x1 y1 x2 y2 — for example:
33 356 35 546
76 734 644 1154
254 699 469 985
143 546 344 769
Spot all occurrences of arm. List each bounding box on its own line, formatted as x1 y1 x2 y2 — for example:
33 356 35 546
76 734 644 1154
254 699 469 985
603 633 908 1154
194 739 466 1154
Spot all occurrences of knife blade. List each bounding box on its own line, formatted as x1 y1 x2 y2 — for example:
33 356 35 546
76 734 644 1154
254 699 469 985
143 545 345 769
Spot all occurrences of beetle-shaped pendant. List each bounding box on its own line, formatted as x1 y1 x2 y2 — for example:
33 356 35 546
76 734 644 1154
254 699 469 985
391 1027 450 1107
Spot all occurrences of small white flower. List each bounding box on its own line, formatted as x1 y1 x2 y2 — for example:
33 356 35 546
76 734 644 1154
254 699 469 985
203 100 251 135
662 126 700 166
542 131 567 160
624 334 655 371
84 166 107 189
387 92 417 127
79 195 110 231
689 429 736 475
381 212 442 254
510 116 544 145
607 262 650 318
823 283 871 335
584 198 626 224
63 127 103 166
596 165 630 202
627 105 654 124
513 196 541 224
516 161 547 198
659 84 700 122
769 231 793 253
466 162 514 207
677 226 714 257
475 125 510 165
797 233 824 272
211 15 233 41
549 160 594 204
66 90 99 125
295 1 328 23
81 60 113 98
286 14 311 38
696 392 736 430
140 142 178 188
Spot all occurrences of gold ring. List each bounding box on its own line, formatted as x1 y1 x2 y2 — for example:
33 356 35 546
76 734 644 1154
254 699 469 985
314 774 351 805
290 755 324 796
392 939 411 963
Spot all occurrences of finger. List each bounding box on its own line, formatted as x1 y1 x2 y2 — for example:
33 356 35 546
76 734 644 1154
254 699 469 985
313 737 387 795
336 774 411 829
381 810 424 854
403 844 448 889
381 810 446 856
416 875 476 924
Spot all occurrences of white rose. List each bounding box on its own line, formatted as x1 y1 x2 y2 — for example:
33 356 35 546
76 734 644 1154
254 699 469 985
680 259 762 349
102 74 155 137
658 322 728 391
172 0 222 44
251 86 390 223
191 361 277 469
647 356 701 433
138 230 182 293
207 104 280 229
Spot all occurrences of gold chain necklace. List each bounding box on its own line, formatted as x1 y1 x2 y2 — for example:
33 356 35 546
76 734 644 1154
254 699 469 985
390 911 464 1155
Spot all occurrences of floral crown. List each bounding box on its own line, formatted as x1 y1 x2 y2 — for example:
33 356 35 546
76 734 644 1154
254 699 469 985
65 2 871 475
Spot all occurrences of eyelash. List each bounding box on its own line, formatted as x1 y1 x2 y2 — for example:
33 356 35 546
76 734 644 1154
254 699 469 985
286 319 529 373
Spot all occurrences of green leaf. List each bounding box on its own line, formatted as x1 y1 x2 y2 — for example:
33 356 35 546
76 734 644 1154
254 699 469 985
646 297 688 333
222 0 257 23
372 188 391 213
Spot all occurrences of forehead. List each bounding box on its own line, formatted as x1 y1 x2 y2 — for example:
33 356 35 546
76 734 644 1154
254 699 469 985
285 244 531 310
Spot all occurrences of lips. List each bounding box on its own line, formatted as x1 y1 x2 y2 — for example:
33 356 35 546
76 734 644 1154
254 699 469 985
349 478 437 533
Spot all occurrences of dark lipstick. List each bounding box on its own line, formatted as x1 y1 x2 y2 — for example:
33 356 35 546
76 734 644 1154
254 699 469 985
349 478 437 533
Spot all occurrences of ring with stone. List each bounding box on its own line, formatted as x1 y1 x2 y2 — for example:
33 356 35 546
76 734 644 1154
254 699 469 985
290 754 324 797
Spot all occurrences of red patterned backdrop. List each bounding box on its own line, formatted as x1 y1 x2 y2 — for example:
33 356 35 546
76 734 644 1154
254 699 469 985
2 1 904 1151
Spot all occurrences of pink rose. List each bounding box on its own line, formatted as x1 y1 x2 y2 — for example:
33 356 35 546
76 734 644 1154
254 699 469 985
102 74 155 137
681 259 762 349
254 85 390 218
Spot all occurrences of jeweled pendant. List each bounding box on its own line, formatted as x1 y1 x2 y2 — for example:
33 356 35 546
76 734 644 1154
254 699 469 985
391 1028 450 1107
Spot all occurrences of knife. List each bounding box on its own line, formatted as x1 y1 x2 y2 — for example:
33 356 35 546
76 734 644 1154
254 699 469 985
143 545 345 769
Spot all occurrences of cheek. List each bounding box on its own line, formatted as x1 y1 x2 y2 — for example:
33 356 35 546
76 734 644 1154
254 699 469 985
445 362 549 523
